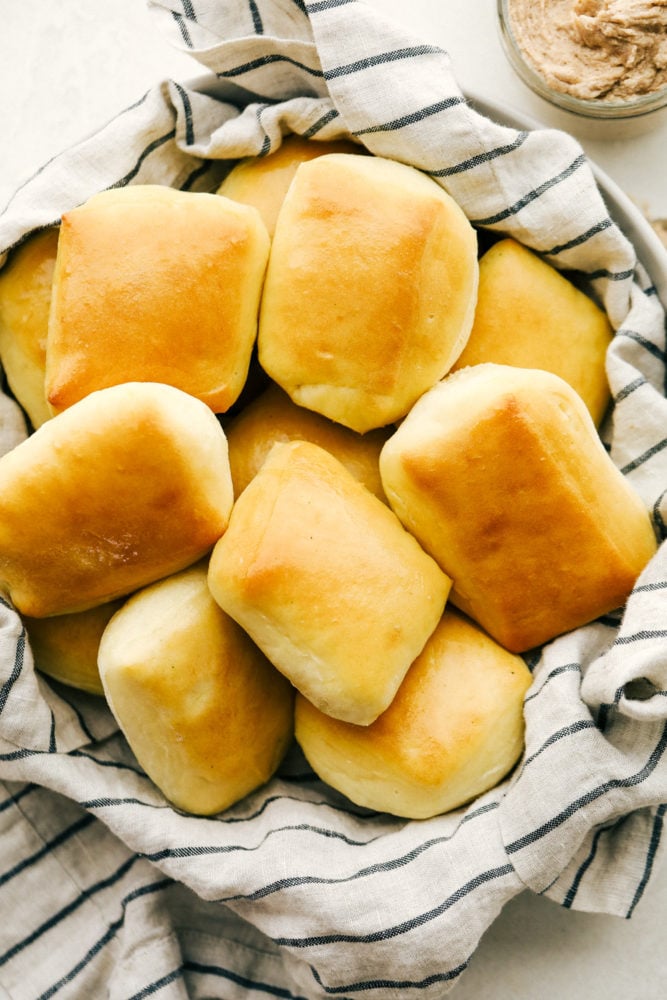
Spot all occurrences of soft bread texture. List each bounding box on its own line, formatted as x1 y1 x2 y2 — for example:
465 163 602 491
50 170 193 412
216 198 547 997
295 608 532 818
24 600 124 696
452 238 613 425
45 185 270 415
217 134 364 237
258 153 479 432
98 563 294 816
208 440 452 725
0 381 234 617
0 227 58 428
225 382 389 500
380 364 658 653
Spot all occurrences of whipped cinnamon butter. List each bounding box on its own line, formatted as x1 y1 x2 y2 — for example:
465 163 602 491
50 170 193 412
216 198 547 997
506 0 667 101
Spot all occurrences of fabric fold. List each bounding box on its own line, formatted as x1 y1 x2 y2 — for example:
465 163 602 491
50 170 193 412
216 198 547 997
0 0 666 996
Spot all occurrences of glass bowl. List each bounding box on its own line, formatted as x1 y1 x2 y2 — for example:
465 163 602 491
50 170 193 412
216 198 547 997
497 0 667 121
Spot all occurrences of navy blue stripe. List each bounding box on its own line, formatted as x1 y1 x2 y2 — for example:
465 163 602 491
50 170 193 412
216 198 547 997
248 0 264 34
354 95 466 136
614 627 667 645
179 160 213 191
325 45 442 81
55 696 97 744
653 490 667 539
522 719 598 769
86 790 378 822
562 822 615 909
620 436 667 476
48 709 57 754
0 624 25 716
616 327 665 362
110 129 177 189
307 0 356 11
614 375 647 403
173 82 195 146
0 783 35 813
633 578 667 594
0 854 139 967
143 822 390 864
273 863 515 946
524 662 582 703
0 814 95 888
0 747 43 762
35 880 172 1000
69 748 146 778
181 0 196 17
470 153 586 227
127 967 185 1000
171 11 193 48
586 267 635 282
300 107 340 139
310 960 470 994
430 131 530 178
627 803 667 917
185 960 311 999
254 105 273 157
219 53 323 81
544 217 614 256
222 801 500 903
507 722 667 854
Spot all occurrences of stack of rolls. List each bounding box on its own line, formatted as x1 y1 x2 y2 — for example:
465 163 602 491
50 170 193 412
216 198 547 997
0 135 657 819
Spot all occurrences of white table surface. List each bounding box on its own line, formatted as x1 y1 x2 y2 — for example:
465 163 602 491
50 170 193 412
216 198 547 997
1 3 667 998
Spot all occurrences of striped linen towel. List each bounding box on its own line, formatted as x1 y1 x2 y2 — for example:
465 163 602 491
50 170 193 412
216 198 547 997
1 1 667 997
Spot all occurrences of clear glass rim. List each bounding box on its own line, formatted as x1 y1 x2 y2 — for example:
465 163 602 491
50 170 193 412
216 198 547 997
496 0 667 120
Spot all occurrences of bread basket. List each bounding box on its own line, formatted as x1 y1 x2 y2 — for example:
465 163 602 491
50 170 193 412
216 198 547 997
1 2 666 997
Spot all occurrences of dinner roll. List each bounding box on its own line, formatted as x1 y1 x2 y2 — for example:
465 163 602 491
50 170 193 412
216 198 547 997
217 134 364 237
208 440 451 725
0 227 58 428
452 238 613 425
380 363 657 653
295 608 532 818
225 382 388 499
0 381 234 618
45 185 270 415
258 153 478 432
24 599 124 696
98 562 294 816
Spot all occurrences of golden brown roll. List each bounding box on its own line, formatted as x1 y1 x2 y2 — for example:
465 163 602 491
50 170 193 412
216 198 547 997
0 227 58 428
98 562 294 816
0 381 234 618
295 608 532 818
217 134 364 237
379 363 657 653
225 382 389 499
452 238 614 425
24 599 124 696
45 185 270 415
258 153 479 433
208 440 451 725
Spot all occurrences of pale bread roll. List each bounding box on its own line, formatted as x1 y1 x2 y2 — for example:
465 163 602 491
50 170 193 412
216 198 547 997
24 599 124 696
0 227 58 428
452 238 613 425
208 440 452 725
225 382 389 500
295 608 532 818
45 185 270 415
0 381 234 618
258 153 479 432
217 134 364 237
380 363 658 653
98 563 294 816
